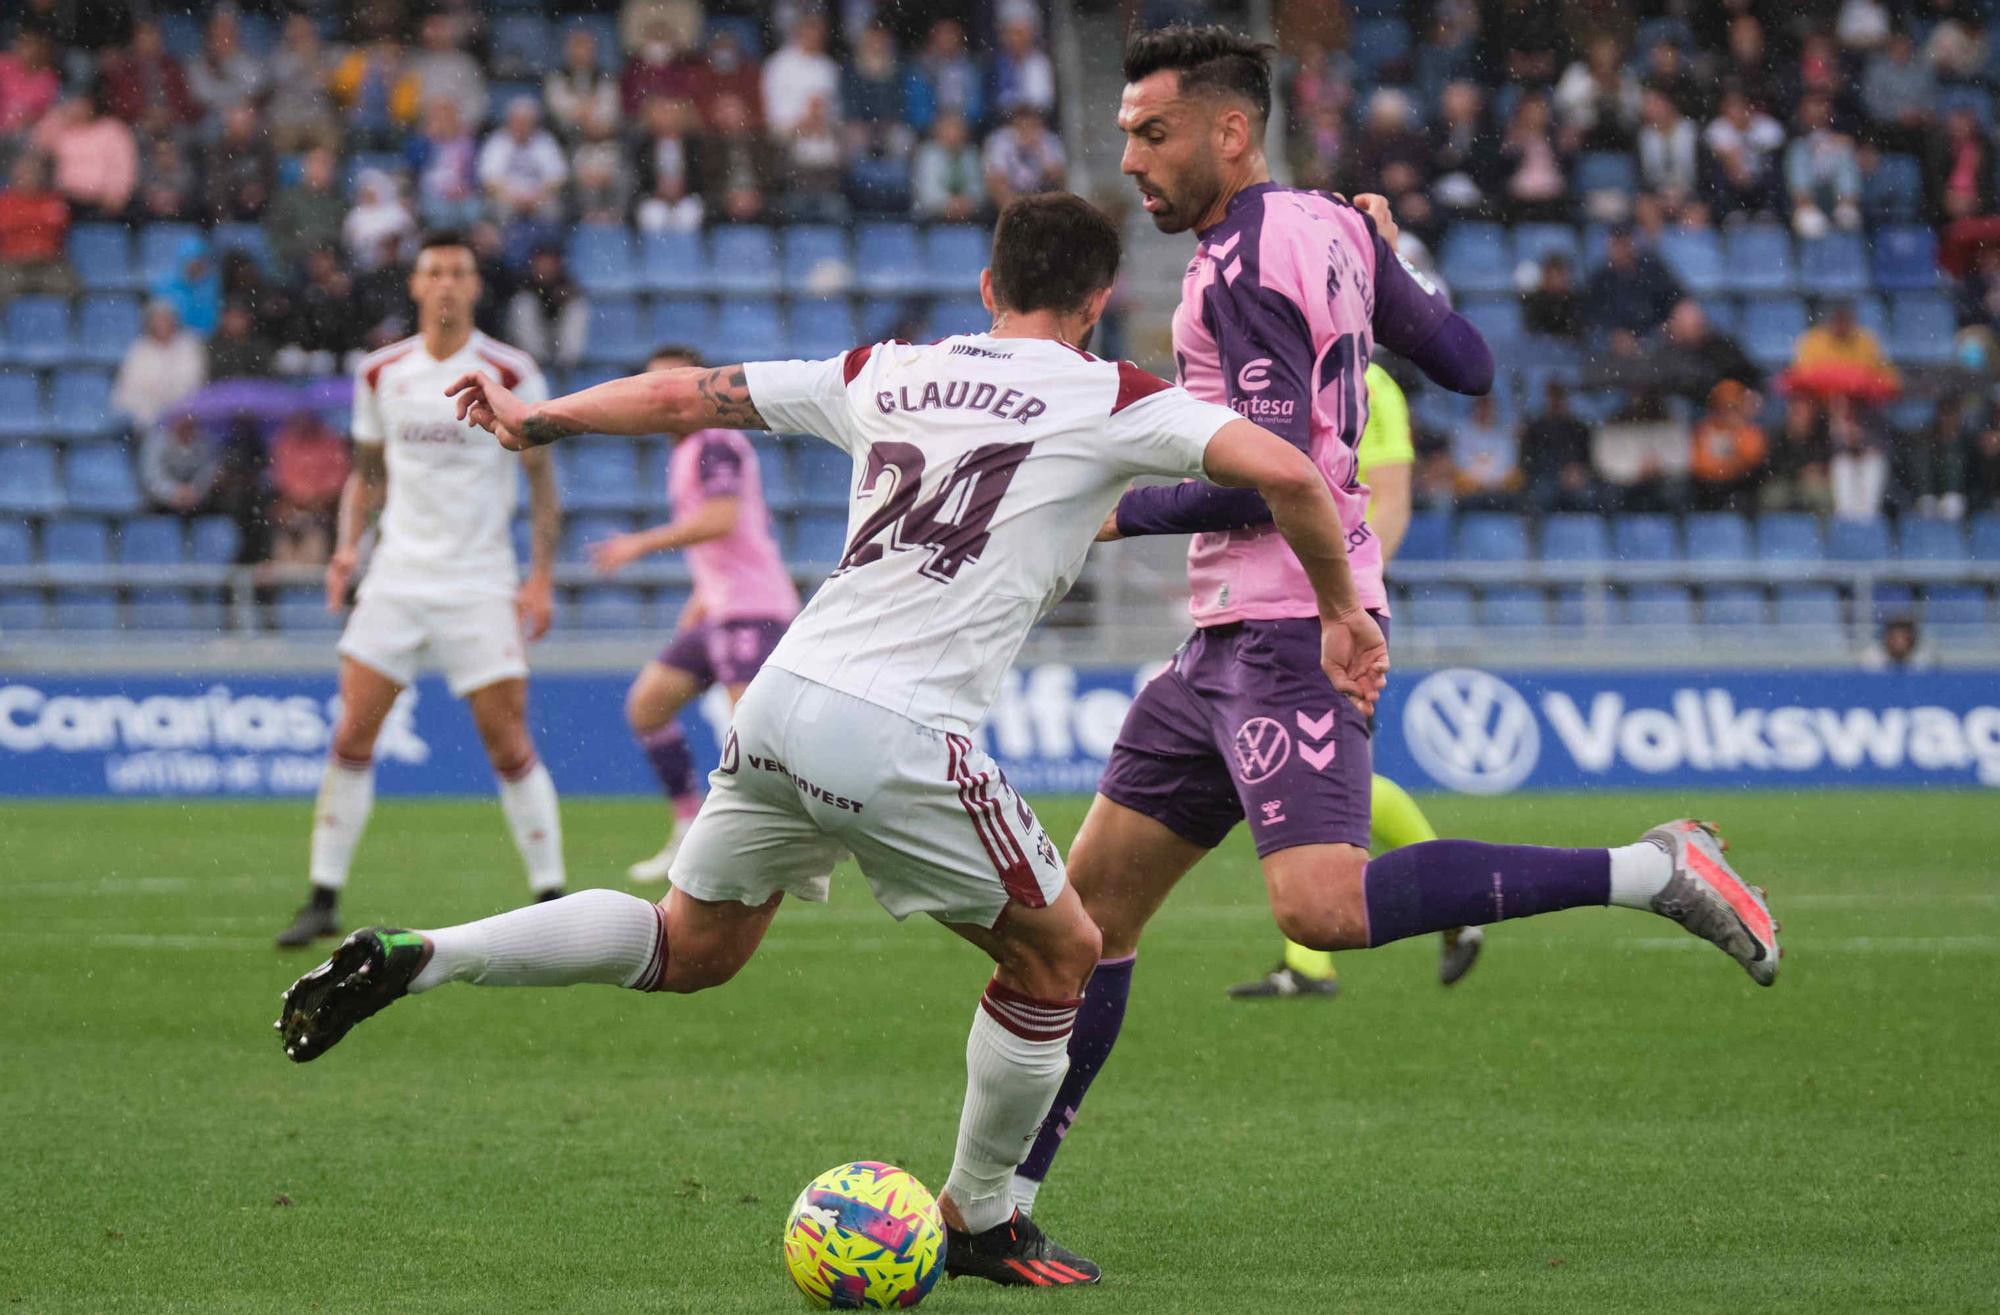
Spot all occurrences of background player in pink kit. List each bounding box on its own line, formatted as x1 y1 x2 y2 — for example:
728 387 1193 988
588 345 801 881
1011 27 1784 1218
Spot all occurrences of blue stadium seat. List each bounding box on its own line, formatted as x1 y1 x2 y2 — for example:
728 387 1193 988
567 224 636 297
758 445 800 511
789 298 858 359
1659 229 1725 296
650 296 716 348
1773 584 1843 628
1888 293 1956 367
211 223 273 273
1872 225 1939 292
784 226 853 293
0 589 46 630
1826 518 1893 561
1611 514 1680 561
924 225 989 294
64 443 142 515
77 295 142 368
137 224 203 286
710 226 782 294
0 372 47 440
0 521 29 565
1936 84 1994 130
275 585 341 633
1696 297 1738 334
1724 225 1795 294
1741 298 1809 368
1459 298 1523 348
573 586 647 631
132 587 222 631
641 231 709 294
1703 586 1767 625
190 517 240 565
52 587 120 630
1482 586 1546 628
1398 511 1452 562
1439 224 1511 295
492 14 554 76
793 444 852 510
1798 234 1869 297
714 298 786 361
1409 583 1476 628
1756 513 1823 561
926 298 990 339
1899 518 1967 561
1863 154 1923 222
789 509 851 564
1539 514 1610 561
1683 512 1751 560
1457 513 1528 560
6 296 73 367
119 516 187 565
1922 586 1990 626
1622 584 1695 626
1968 512 2000 561
1850 294 1889 341
0 444 61 513
1511 224 1578 271
559 14 622 69
561 514 635 563
1575 151 1637 198
1350 17 1410 78
856 223 925 296
52 370 116 440
560 441 641 512
580 298 645 367
70 224 135 291
43 517 111 564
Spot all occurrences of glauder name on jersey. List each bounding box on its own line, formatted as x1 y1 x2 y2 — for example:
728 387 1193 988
873 379 1050 425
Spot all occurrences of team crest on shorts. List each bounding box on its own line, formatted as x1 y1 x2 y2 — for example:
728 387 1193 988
1232 717 1292 784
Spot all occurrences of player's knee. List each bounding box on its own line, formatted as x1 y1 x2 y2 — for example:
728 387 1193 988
624 680 662 735
482 726 536 777
1272 901 1367 951
329 715 382 764
1268 849 1370 950
1006 907 1101 999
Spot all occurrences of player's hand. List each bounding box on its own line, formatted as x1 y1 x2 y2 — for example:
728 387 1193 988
325 547 357 613
1095 509 1122 542
516 573 554 641
589 533 648 576
446 371 531 449
1351 192 1400 249
1320 607 1388 718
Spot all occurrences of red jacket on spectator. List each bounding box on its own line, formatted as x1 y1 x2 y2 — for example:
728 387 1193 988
0 46 61 133
99 47 200 128
621 52 706 120
0 177 68 264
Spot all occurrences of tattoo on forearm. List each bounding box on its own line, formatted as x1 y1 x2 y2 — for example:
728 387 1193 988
526 454 560 573
694 366 765 428
519 413 581 448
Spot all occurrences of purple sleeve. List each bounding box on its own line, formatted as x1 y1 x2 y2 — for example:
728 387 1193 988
694 435 746 498
1115 480 1272 538
1213 281 1317 451
1370 229 1494 396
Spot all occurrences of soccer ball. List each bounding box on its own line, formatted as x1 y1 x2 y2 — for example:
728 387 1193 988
783 1161 945 1309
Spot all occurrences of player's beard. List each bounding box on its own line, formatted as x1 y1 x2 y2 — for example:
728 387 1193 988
1145 162 1224 235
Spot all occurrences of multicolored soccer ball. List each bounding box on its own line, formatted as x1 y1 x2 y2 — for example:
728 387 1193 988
783 1161 945 1309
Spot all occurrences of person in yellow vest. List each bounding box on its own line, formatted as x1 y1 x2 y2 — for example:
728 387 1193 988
1228 363 1485 998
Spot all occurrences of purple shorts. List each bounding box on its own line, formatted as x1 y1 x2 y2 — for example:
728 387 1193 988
657 617 789 689
1098 616 1384 857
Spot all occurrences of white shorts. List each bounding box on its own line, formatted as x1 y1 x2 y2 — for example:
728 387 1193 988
669 667 1065 928
337 588 528 696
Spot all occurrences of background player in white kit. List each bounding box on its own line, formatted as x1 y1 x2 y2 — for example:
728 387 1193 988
273 232 569 948
277 195 1386 1286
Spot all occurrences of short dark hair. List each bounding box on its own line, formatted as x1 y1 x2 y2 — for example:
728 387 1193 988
648 344 704 367
418 229 471 254
1123 25 1274 126
989 193 1121 316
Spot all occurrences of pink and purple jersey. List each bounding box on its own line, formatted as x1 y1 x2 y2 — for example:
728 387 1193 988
1170 184 1455 626
668 428 799 623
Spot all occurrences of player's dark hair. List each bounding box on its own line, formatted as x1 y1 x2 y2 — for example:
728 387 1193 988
1123 24 1274 126
417 229 471 253
989 193 1121 316
648 344 704 368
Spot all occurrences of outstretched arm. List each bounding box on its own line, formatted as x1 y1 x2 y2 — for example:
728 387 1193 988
448 365 766 450
591 497 741 575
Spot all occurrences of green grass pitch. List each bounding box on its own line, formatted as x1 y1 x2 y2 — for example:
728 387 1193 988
2 790 1996 1313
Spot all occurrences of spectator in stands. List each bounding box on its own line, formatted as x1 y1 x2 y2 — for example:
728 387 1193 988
622 19 703 121
333 32 421 147
700 91 776 223
1553 34 1640 150
1828 396 1889 520
1860 616 1939 673
141 414 222 519
267 14 340 154
1785 30 1847 113
1497 90 1570 223
1929 107 1996 223
1522 254 1582 341
1636 88 1701 223
480 97 569 246
201 103 276 222
1661 299 1761 395
507 245 587 370
1584 224 1684 354
844 24 911 159
1640 39 1700 119
1791 299 1898 397
621 0 702 55
342 169 416 273
135 130 197 222
186 7 265 126
905 18 985 135
1837 0 1892 53
1598 388 1688 513
114 301 206 428
220 250 288 339
153 234 220 337
572 106 635 224
633 96 706 233
695 27 761 131
1486 0 1564 86
983 106 1067 210
993 17 1056 118
547 28 620 141
264 148 345 274
0 30 61 135
1523 380 1603 513
408 97 483 230
1969 417 2000 512
1350 88 1429 215
268 409 349 566
1763 394 1835 512
283 249 359 364
98 21 199 135
0 152 71 301
1411 8 1475 105
1785 93 1863 237
34 87 139 220
762 12 840 136
782 94 849 223
1687 379 1769 511
1703 87 1786 221
1958 247 2000 331
1898 396 1970 521
913 111 984 222
1451 394 1524 509
208 301 275 381
213 413 273 572
1922 8 1986 81
411 13 487 134
1720 14 1778 116
1428 81 1493 218
1860 32 1936 155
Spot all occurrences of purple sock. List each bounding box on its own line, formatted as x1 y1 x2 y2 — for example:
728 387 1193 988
1016 954 1134 1184
639 724 695 799
1363 840 1610 947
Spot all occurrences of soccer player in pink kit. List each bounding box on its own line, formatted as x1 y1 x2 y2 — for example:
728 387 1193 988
1011 27 1783 1218
589 345 800 882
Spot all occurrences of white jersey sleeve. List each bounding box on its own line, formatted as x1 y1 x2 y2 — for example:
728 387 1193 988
1099 368 1239 480
743 353 865 451
352 357 387 445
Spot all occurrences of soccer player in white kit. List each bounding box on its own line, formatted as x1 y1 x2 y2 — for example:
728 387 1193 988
273 233 569 948
276 196 1386 1286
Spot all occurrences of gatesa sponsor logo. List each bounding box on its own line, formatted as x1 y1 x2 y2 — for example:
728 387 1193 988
0 683 430 764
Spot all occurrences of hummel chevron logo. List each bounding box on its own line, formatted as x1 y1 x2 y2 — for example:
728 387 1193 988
1300 741 1337 771
1296 710 1335 739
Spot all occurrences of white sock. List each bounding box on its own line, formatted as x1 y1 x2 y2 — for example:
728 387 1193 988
1608 840 1674 909
1009 1172 1042 1217
408 887 665 993
944 981 1079 1233
308 754 376 890
497 757 566 895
